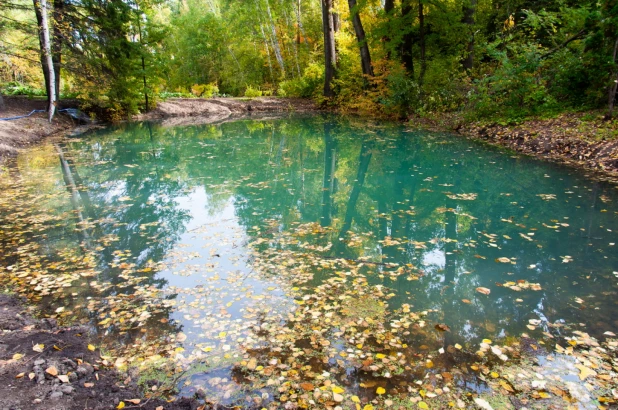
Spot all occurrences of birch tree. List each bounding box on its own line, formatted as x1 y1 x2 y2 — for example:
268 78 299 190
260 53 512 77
34 0 56 121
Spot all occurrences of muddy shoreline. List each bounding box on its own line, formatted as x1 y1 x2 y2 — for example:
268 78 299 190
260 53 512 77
0 293 201 409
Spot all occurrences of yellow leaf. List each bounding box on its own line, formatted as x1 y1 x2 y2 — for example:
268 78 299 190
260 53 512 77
418 402 429 409
363 406 374 410
376 387 386 395
32 344 44 353
15 372 25 379
88 344 95 351
117 402 125 409
332 386 344 394
376 353 386 359
351 396 360 403
12 353 24 360
490 372 499 378
218 331 227 338
482 339 492 344
538 392 550 399
575 364 597 380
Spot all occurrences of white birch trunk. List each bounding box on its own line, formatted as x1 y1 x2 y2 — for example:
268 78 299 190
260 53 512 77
39 0 56 122
260 23 275 81
265 0 285 75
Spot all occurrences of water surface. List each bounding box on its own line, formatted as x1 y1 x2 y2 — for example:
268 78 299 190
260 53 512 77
2 115 618 403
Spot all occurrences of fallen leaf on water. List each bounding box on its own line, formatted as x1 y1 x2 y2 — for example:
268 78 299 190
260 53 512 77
435 323 450 332
575 364 597 380
495 257 511 263
474 398 494 410
332 386 344 394
462 299 472 304
476 287 491 295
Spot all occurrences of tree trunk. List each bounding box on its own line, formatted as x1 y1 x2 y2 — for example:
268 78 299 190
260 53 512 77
33 0 51 106
0 93 5 111
347 0 374 78
35 0 56 122
52 0 63 97
321 0 337 97
401 0 414 75
606 36 618 119
260 24 275 82
294 0 307 45
418 0 426 86
383 0 394 58
462 0 476 71
265 0 285 76
136 14 149 111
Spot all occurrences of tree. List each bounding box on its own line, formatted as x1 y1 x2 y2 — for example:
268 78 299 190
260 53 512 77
347 0 373 78
321 0 337 97
33 0 55 121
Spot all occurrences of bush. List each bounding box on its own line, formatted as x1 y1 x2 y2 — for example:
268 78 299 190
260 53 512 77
244 86 262 98
1 82 46 97
190 83 219 98
278 63 323 98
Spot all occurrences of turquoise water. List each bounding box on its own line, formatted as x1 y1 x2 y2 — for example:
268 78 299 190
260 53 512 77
5 114 618 401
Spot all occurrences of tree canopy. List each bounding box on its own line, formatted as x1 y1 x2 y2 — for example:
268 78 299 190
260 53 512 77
1 0 617 120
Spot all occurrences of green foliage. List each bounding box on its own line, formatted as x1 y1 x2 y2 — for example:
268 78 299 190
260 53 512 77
244 85 263 98
1 82 46 97
277 63 323 97
190 83 219 98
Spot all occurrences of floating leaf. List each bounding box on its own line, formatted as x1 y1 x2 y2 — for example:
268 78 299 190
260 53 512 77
476 287 491 295
435 323 450 332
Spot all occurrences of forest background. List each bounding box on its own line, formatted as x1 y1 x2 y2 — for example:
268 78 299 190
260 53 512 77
1 0 617 123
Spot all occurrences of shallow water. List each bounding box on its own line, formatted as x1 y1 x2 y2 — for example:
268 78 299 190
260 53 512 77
3 115 618 403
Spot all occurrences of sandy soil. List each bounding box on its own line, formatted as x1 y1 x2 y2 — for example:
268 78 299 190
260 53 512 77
137 97 319 127
0 96 80 159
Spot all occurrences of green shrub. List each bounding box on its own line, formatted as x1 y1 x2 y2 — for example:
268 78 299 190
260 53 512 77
1 82 46 97
278 63 323 98
190 83 219 98
244 85 262 98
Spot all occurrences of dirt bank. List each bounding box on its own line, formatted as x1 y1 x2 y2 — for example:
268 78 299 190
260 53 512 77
0 96 80 159
136 97 320 127
0 292 201 410
455 112 618 183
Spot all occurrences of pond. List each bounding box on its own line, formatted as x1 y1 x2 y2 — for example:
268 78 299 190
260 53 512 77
1 114 617 407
